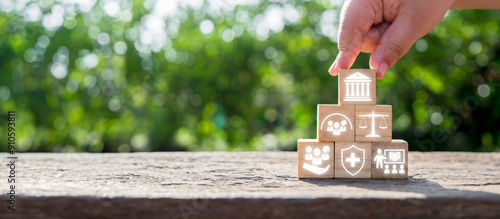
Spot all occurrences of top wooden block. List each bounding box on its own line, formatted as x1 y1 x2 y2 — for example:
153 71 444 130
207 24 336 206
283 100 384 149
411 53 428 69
339 69 376 106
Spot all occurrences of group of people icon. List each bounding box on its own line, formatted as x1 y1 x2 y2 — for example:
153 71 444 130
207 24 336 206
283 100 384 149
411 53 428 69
305 146 330 165
327 120 347 135
384 164 405 174
374 149 405 174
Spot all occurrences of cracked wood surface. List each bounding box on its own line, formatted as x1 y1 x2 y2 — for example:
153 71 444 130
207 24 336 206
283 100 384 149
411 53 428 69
1 152 500 218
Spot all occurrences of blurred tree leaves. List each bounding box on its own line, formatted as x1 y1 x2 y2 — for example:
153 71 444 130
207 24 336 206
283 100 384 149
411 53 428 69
0 0 498 152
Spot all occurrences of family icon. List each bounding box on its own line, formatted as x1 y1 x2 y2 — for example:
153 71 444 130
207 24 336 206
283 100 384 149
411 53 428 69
327 120 348 135
297 140 334 178
303 145 331 175
320 113 353 136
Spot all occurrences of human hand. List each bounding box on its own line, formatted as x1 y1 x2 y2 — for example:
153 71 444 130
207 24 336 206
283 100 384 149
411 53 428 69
328 0 456 79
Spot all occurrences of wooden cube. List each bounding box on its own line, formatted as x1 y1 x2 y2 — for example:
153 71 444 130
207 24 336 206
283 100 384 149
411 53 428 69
334 142 371 178
317 104 355 142
371 140 408 179
339 69 376 106
355 105 392 142
297 139 334 178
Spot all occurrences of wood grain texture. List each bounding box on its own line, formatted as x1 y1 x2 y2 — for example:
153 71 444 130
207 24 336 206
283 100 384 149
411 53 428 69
317 104 355 142
2 152 500 218
356 105 392 142
335 142 372 178
339 69 376 106
297 139 334 178
372 140 409 179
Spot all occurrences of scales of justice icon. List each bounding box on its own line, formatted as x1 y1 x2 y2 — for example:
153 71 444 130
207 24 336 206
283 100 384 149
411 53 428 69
358 111 388 137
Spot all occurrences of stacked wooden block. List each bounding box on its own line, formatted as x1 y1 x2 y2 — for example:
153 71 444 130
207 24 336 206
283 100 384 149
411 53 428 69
298 69 408 179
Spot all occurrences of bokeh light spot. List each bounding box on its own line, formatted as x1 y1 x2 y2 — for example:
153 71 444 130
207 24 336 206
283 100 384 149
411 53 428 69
477 84 490 98
199 19 215 35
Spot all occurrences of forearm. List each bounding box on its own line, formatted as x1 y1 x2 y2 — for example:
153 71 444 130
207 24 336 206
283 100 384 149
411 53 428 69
450 0 500 9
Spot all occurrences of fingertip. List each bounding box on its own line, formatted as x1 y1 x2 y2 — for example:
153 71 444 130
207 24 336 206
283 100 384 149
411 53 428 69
370 53 387 79
332 51 356 75
377 63 388 79
328 61 338 76
369 53 381 71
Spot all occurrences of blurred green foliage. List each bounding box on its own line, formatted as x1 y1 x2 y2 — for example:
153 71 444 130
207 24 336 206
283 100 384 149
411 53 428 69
0 0 498 152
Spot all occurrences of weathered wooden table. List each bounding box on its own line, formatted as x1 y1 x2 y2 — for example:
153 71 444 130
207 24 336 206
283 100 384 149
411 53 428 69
1 152 499 218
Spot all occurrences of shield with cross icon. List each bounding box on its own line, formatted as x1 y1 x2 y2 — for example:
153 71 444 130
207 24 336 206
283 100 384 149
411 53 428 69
341 145 366 176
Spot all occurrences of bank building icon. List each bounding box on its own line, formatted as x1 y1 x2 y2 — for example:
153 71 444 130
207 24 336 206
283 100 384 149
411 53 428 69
343 72 372 102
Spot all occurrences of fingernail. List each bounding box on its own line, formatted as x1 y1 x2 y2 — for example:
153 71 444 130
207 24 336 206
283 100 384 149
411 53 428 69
329 61 337 75
378 63 388 79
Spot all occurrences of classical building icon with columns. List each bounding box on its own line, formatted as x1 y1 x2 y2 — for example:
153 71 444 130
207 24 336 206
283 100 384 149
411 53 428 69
343 72 372 102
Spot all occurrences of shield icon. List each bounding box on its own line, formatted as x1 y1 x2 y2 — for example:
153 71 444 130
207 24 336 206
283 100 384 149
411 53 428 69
341 145 365 176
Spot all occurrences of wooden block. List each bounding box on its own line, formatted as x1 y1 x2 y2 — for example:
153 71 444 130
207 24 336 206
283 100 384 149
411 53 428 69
297 139 334 178
339 69 376 106
317 104 355 142
334 142 371 178
371 140 408 179
355 105 392 142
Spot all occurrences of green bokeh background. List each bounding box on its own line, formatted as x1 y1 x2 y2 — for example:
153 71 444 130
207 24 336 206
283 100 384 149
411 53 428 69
0 0 498 152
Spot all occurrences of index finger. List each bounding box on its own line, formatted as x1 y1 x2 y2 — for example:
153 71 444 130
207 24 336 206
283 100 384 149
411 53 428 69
329 0 382 76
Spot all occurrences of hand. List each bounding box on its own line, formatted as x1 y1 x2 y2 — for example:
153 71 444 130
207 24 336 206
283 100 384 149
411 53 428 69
328 0 456 79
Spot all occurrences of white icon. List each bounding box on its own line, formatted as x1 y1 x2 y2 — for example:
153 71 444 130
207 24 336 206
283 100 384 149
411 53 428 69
321 113 353 136
373 148 386 169
384 149 405 164
303 146 331 175
346 153 360 167
305 146 313 160
384 165 390 174
358 111 388 138
327 120 347 135
321 146 330 160
388 151 401 162
375 149 406 175
392 165 398 174
341 145 365 176
340 120 347 132
343 72 372 102
312 148 322 165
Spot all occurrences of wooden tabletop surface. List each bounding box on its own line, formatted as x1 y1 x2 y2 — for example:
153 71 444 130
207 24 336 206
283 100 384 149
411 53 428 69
1 152 499 218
